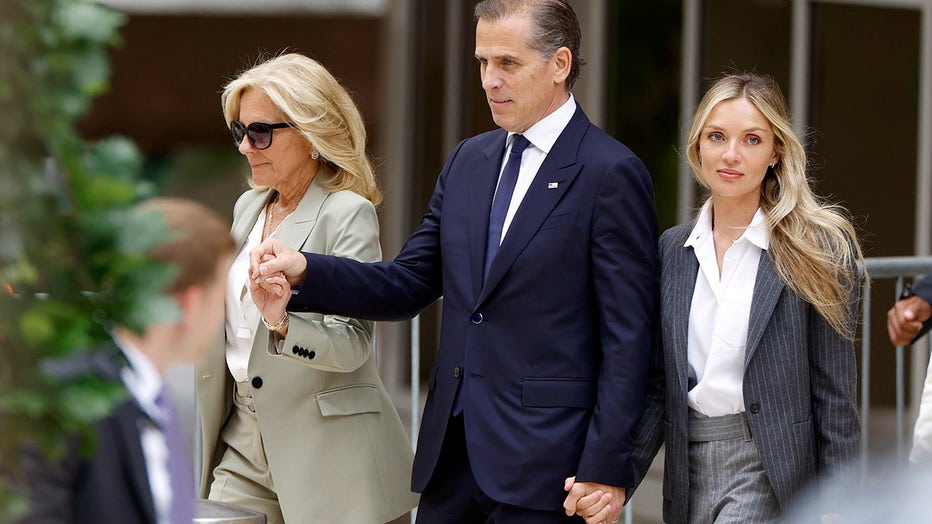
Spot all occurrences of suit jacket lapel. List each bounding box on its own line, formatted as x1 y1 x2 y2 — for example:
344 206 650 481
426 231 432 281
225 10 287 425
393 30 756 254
275 180 326 250
469 135 508 301
231 191 272 247
232 175 328 252
477 109 588 304
745 251 784 367
670 227 698 394
115 401 158 523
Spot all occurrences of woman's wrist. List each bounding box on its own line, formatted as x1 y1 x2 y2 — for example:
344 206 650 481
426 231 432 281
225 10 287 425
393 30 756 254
262 310 289 332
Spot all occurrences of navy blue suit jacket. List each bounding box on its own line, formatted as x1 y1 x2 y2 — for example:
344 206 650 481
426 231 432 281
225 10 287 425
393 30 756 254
292 106 657 510
19 352 157 524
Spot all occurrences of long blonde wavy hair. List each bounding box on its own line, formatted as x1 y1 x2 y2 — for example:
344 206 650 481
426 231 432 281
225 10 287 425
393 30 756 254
686 73 862 339
221 53 382 206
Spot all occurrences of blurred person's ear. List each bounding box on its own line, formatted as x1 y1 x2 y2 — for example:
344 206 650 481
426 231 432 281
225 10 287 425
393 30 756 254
175 284 202 317
173 284 207 347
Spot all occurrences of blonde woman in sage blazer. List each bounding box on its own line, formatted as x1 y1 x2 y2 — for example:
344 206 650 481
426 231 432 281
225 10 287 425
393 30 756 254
197 53 417 524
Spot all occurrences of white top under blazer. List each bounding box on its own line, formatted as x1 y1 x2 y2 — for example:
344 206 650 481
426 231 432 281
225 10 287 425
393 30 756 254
684 203 769 417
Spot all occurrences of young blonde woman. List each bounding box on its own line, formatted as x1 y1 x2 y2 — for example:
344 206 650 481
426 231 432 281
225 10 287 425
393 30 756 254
196 53 418 524
572 72 862 524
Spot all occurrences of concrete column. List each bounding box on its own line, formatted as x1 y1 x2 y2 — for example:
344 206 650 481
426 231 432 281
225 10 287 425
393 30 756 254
376 0 416 416
572 0 608 126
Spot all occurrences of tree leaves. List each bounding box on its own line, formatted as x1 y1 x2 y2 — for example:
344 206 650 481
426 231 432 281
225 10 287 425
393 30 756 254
0 0 168 517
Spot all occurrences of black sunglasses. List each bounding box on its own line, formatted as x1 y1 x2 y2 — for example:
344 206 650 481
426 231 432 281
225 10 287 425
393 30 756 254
230 120 294 150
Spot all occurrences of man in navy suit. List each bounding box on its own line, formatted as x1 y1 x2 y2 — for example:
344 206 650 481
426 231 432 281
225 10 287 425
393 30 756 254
249 1 657 522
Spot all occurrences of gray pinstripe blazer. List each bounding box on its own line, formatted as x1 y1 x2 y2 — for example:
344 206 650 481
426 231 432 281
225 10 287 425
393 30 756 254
631 221 860 523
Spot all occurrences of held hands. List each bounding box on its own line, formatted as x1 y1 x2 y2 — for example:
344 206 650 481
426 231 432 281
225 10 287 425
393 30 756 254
887 295 932 346
248 253 292 336
563 476 625 524
249 238 308 287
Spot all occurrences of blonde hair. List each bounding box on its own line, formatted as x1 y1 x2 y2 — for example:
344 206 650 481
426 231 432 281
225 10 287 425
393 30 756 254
221 53 381 206
686 73 862 338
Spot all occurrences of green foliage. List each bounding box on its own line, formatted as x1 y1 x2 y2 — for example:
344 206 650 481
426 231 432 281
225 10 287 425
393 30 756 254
0 0 171 518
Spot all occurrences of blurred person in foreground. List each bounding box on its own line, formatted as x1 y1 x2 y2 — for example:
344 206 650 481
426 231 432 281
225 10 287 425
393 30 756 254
785 449 932 523
248 1 658 522
887 278 932 462
197 52 417 524
580 73 862 523
19 197 235 524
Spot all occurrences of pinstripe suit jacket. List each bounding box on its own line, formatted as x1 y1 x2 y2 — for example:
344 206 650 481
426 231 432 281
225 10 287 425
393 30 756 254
631 221 860 523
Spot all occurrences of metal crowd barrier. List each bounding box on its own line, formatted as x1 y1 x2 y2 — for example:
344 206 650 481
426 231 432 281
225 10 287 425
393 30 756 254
859 256 932 464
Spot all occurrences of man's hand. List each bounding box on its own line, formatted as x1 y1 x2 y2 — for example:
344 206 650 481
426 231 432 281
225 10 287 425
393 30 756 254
887 295 932 346
563 476 625 524
249 238 308 287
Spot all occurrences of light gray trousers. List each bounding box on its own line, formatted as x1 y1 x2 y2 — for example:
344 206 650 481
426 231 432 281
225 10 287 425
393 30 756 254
687 410 782 523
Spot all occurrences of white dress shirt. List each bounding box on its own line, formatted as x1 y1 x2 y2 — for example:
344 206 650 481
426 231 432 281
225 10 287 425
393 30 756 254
225 204 295 379
224 211 267 383
684 203 769 417
116 338 172 524
492 94 577 244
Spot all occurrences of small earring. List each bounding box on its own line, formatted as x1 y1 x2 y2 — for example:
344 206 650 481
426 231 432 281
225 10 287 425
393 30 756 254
769 162 775 168
311 150 319 160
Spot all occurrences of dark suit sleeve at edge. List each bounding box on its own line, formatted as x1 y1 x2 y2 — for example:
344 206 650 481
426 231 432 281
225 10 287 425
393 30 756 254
911 275 932 342
289 141 468 321
574 150 658 488
16 441 80 523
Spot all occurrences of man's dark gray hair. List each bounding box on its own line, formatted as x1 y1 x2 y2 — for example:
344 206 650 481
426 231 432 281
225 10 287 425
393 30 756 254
474 0 584 90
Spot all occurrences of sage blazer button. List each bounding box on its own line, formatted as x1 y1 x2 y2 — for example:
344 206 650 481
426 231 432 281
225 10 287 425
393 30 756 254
252 376 263 389
453 367 462 379
749 402 760 413
471 313 483 324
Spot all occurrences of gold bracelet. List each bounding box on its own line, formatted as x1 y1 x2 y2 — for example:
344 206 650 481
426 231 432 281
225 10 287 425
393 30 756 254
262 311 289 332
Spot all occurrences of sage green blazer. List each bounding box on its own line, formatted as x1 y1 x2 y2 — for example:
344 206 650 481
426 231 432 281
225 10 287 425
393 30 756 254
197 176 418 523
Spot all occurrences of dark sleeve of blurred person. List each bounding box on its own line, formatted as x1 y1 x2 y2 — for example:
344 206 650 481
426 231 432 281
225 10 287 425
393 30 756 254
18 352 159 524
910 276 932 341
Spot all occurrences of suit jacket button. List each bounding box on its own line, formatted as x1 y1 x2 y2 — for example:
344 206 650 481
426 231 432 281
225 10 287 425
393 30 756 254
453 367 462 379
292 346 299 354
749 402 760 413
251 376 263 389
471 313 483 324
308 350 316 359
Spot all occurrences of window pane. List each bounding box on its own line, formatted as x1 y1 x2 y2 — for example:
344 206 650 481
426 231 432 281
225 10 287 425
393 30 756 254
809 3 920 258
700 0 791 90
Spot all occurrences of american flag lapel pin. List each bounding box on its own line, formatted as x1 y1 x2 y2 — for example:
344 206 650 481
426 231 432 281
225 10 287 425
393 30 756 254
547 182 559 189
